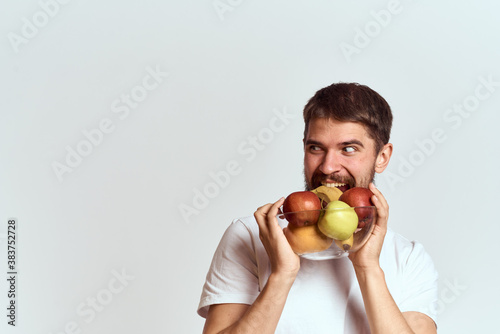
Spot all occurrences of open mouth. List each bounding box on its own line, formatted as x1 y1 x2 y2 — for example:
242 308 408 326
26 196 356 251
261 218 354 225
321 182 350 193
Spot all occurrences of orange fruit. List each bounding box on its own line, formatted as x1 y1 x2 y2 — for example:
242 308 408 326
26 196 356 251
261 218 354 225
284 224 333 255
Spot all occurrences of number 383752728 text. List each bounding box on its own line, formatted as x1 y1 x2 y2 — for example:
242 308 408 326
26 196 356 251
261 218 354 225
7 219 17 270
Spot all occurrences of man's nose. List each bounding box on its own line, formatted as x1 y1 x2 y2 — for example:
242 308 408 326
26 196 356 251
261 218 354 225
318 152 341 175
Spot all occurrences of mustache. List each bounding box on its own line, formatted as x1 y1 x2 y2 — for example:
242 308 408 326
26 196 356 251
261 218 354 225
311 172 355 188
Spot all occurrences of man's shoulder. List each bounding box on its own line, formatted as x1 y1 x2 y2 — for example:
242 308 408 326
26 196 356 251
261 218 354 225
381 228 434 268
384 228 412 246
217 216 260 250
228 215 258 235
383 228 418 254
229 215 288 235
232 215 258 227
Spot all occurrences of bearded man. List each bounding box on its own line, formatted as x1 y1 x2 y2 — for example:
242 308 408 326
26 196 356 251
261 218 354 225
198 82 438 334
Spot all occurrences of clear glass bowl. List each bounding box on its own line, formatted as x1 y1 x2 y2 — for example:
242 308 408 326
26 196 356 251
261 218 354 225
277 206 376 260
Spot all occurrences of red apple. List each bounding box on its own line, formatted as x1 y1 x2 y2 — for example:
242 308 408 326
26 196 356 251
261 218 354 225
338 187 375 228
282 191 322 227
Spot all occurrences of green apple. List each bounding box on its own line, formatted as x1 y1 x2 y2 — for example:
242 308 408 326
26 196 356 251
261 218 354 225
318 201 358 240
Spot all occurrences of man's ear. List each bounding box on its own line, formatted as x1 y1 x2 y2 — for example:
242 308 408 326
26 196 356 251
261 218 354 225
375 143 393 173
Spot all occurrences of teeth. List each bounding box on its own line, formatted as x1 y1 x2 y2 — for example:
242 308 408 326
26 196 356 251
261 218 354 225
322 182 346 188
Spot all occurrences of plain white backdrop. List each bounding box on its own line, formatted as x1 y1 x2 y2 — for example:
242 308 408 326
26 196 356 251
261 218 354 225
1 1 499 333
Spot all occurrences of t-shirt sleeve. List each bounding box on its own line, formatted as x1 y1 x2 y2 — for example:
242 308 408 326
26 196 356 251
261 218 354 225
398 241 439 326
197 219 261 318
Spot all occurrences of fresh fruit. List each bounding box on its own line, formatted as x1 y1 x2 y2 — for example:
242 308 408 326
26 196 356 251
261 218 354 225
283 191 322 226
318 201 358 240
338 187 374 207
334 234 354 251
284 224 333 255
311 186 343 208
339 187 375 228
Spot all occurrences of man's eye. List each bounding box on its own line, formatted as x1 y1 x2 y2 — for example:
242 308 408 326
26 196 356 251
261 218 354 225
343 146 356 153
309 146 322 151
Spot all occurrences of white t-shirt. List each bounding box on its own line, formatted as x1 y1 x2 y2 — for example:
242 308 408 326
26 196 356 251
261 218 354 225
198 216 438 333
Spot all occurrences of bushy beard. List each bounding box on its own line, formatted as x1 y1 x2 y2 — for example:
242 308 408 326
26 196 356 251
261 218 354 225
303 165 376 191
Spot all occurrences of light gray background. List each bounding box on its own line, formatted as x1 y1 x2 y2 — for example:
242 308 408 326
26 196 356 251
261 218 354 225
1 1 499 333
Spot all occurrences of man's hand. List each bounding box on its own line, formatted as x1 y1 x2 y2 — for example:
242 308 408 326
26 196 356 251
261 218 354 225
254 198 300 278
203 199 300 334
346 184 436 333
348 182 389 271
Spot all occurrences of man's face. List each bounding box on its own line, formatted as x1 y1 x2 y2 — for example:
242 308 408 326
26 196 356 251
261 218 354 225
303 118 381 191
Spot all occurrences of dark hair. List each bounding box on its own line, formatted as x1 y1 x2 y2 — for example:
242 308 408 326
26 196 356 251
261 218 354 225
303 82 393 153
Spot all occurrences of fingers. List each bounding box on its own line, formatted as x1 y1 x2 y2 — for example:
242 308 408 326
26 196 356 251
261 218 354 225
369 183 389 229
255 197 285 216
254 197 285 231
269 197 285 217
